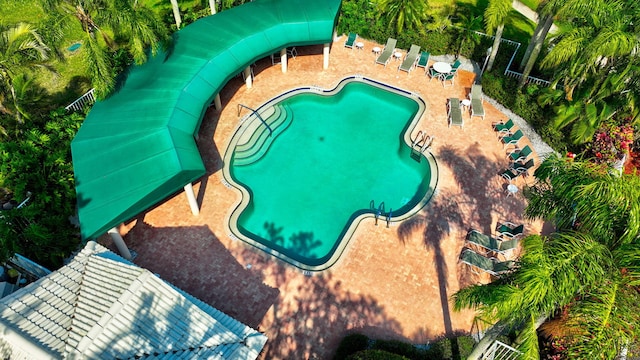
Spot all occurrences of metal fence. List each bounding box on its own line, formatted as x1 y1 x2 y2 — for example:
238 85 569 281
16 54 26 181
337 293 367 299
483 340 522 360
65 88 96 112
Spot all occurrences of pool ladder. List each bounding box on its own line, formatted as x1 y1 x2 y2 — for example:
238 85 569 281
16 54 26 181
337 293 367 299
373 202 393 227
412 130 434 153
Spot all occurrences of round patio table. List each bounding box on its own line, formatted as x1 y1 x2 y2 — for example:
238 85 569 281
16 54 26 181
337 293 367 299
433 61 452 74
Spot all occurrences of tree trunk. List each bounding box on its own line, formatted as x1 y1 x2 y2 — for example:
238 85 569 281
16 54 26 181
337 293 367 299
170 0 181 29
519 15 547 71
518 15 554 89
209 0 216 14
486 23 504 72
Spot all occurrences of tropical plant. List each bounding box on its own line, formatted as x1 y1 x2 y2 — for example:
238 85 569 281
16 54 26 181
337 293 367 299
453 12 483 58
375 0 430 35
483 0 512 72
0 108 84 268
454 155 640 359
0 23 50 130
586 120 634 166
42 0 170 98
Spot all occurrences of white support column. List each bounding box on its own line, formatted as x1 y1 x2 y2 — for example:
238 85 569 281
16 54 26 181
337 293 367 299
243 67 253 88
213 93 222 110
184 183 200 216
108 226 133 260
323 43 330 70
280 48 287 73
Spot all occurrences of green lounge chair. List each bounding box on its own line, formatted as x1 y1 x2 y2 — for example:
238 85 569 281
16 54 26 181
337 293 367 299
466 230 519 258
500 168 522 181
448 98 463 128
416 51 430 73
442 72 455 87
493 119 515 134
496 222 525 239
511 158 535 175
500 129 524 148
507 145 533 163
345 32 357 49
470 84 485 120
460 248 514 276
375 38 397 67
398 44 421 73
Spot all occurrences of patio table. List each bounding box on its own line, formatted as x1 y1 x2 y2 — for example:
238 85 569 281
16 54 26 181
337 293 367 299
433 61 452 75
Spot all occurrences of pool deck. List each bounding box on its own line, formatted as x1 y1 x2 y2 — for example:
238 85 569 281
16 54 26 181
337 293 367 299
106 36 544 359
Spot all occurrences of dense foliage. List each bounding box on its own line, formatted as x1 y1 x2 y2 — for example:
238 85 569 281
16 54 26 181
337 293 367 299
0 109 82 268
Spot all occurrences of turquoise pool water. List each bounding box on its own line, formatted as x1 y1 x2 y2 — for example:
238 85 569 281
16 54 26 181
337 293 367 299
224 77 437 271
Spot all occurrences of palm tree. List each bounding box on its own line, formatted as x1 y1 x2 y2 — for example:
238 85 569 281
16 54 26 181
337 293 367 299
483 0 512 72
0 23 50 130
454 155 640 359
43 0 170 98
454 12 483 59
517 0 611 88
376 0 430 35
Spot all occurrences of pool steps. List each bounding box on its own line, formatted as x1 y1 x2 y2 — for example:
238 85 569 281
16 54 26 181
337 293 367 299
233 104 293 166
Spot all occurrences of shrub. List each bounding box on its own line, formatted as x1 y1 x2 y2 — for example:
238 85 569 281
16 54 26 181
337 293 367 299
346 349 409 360
372 339 425 359
334 333 370 360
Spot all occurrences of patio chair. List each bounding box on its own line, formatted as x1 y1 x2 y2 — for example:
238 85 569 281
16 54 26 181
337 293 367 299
442 73 455 87
466 230 520 258
500 129 524 148
507 145 533 163
398 44 421 73
470 84 485 120
375 38 397 67
460 248 515 276
416 51 430 73
427 66 440 81
447 98 463 128
496 222 525 239
450 59 462 74
493 119 515 134
345 32 357 49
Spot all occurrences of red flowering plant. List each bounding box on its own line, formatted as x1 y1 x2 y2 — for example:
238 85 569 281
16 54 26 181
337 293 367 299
586 119 634 166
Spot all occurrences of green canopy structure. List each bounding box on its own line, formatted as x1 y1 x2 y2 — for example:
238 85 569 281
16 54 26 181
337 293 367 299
71 0 342 240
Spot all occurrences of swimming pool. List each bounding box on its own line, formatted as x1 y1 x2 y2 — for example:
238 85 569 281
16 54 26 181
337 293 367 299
223 76 438 271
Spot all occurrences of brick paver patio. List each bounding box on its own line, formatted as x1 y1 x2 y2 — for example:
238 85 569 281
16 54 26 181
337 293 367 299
102 36 543 359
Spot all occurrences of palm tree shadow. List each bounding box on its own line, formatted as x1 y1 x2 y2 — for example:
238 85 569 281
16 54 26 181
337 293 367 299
398 188 466 356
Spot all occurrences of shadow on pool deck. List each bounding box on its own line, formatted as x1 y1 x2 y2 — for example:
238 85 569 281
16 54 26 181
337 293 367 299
99 35 543 359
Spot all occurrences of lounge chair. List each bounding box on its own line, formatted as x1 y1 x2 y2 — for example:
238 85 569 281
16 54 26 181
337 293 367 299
398 44 421 73
442 73 455 87
500 168 522 181
493 119 515 134
375 38 397 67
500 129 524 148
416 51 430 73
511 158 535 175
470 84 485 120
496 222 524 239
447 98 463 128
344 33 357 49
466 230 520 258
507 145 533 163
460 248 514 276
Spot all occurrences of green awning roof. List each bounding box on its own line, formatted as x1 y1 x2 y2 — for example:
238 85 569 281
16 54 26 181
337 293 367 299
71 0 342 240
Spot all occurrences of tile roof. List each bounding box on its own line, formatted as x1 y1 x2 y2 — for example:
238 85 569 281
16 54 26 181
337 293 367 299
0 241 266 359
